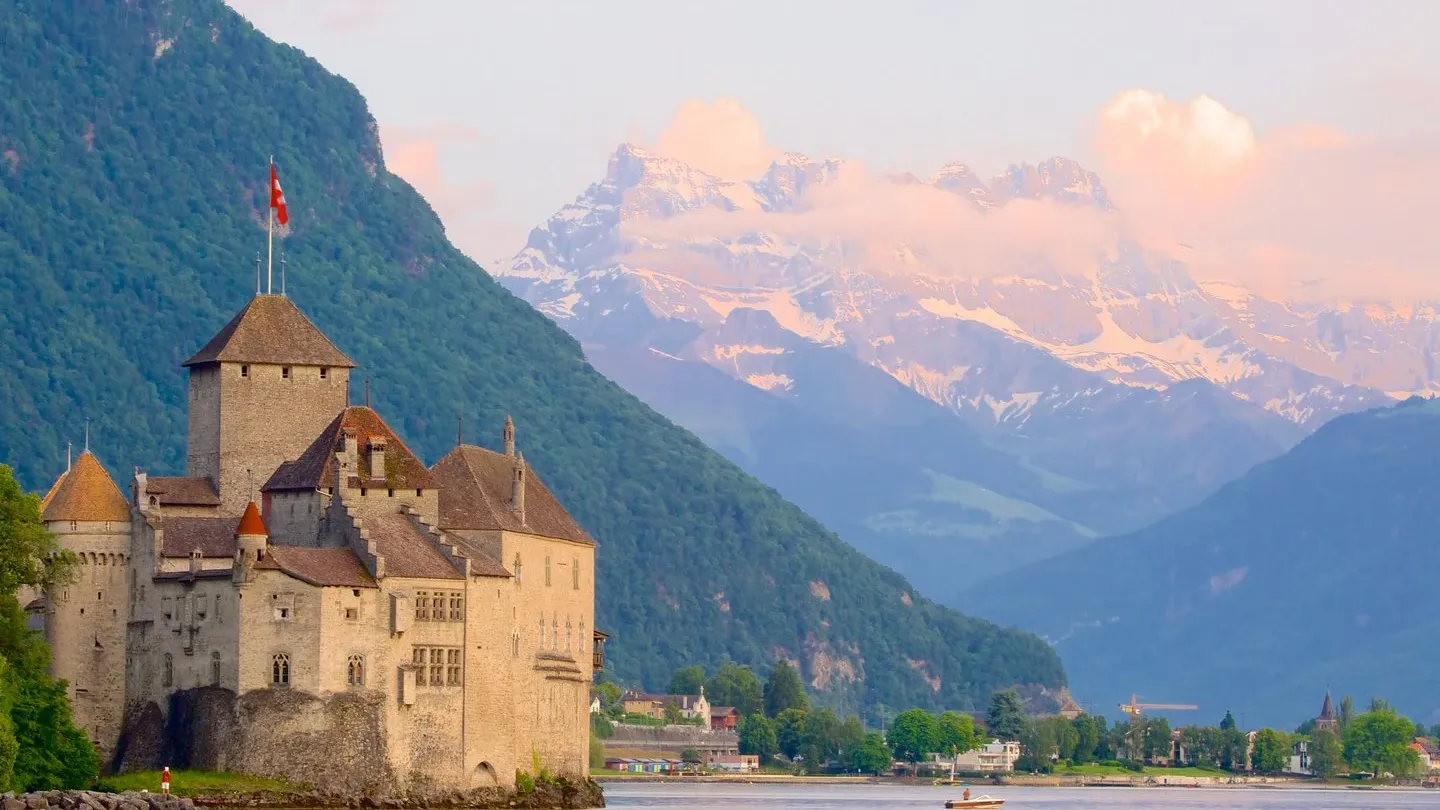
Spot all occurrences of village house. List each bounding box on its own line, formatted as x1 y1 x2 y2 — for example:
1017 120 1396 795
709 706 739 731
621 689 710 721
35 293 602 793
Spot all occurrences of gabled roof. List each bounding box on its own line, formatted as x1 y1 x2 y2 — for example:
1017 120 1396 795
161 517 239 558
41 452 130 523
183 295 355 368
431 445 593 545
369 514 463 580
444 534 514 579
264 407 438 492
146 476 221 506
256 546 376 588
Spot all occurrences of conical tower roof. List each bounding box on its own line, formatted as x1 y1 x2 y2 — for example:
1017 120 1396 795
1319 692 1335 721
183 295 355 368
236 501 268 536
40 451 130 523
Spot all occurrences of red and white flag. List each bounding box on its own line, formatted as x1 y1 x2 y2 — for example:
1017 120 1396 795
269 161 289 225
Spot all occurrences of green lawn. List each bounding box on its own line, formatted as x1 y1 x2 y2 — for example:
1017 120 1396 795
99 770 299 796
1058 763 1228 778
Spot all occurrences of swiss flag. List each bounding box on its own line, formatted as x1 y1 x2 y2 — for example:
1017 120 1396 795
269 161 289 226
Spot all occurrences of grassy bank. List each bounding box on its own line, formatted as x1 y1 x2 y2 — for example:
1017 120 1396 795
98 771 298 797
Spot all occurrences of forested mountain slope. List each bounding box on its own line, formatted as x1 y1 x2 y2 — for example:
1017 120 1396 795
963 397 1440 727
0 0 1063 717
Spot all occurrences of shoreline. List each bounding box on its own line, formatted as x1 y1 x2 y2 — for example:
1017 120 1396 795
594 773 1437 791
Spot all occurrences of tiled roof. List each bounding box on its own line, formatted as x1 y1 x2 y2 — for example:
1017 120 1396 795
256 546 376 588
38 469 68 514
369 514 463 580
146 476 220 506
161 517 240 558
41 452 130 523
183 295 355 368
264 407 438 492
445 534 514 579
431 445 593 545
237 502 267 535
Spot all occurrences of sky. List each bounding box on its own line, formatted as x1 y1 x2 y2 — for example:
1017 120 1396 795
226 1 1440 298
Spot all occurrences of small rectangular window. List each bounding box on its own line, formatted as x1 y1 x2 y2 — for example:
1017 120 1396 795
414 592 429 621
240 365 249 378
447 649 462 685
448 593 463 621
320 367 329 380
573 558 580 590
345 608 358 620
282 366 291 379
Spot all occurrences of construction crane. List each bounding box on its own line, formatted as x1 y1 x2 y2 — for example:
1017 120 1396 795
1118 694 1198 717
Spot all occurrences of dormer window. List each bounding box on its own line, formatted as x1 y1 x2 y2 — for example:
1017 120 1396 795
240 365 249 378
282 366 291 379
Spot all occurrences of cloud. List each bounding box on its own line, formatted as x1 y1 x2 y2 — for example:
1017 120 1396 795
654 98 778 181
624 160 1117 285
1092 89 1440 301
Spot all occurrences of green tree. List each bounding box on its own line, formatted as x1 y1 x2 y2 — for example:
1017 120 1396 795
763 660 808 717
1339 696 1355 732
1072 714 1101 764
668 666 706 696
594 680 623 712
707 664 764 716
798 707 840 771
1344 708 1421 776
738 713 778 764
775 708 808 760
663 701 684 725
986 689 1027 742
938 711 979 756
886 708 941 762
1220 727 1248 772
850 732 892 774
1250 729 1289 773
0 467 71 592
837 715 866 761
590 713 614 739
589 735 606 769
1142 717 1171 763
1219 710 1237 731
1308 728 1344 779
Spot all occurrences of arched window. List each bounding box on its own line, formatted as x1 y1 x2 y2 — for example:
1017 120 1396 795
163 653 174 687
211 651 221 686
272 653 290 686
514 554 523 585
511 630 520 658
347 654 365 686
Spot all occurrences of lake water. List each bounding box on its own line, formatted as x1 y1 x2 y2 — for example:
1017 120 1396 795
602 781 1437 810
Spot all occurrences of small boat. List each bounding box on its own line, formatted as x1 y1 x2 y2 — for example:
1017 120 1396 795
945 796 1004 809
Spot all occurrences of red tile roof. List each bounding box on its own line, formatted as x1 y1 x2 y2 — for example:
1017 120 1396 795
256 546 376 588
146 476 221 506
237 502 267 536
183 295 355 368
369 514 463 580
41 452 130 523
265 406 438 492
161 517 239 558
431 445 592 545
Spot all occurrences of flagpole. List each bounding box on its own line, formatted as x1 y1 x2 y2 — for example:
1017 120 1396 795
266 155 274 295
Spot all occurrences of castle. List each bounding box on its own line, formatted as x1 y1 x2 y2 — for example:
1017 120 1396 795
30 294 599 793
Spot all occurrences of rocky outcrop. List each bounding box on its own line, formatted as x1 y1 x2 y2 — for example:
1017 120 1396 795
0 781 604 810
1 791 195 810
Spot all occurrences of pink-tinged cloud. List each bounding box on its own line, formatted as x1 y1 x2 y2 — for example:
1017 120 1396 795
654 98 778 181
1093 89 1440 301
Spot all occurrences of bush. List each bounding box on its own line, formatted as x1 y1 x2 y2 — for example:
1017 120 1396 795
514 771 534 794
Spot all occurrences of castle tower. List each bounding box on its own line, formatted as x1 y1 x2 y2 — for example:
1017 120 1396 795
1315 691 1339 733
233 501 269 582
182 295 355 513
39 450 131 760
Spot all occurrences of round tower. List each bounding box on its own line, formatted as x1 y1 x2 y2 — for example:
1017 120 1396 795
38 450 132 761
233 501 269 583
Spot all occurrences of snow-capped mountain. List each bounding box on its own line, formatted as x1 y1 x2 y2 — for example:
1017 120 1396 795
490 143 1434 597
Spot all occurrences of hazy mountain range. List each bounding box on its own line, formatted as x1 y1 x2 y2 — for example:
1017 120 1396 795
493 144 1428 597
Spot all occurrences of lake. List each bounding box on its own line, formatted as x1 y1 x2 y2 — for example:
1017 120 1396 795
602 781 1436 809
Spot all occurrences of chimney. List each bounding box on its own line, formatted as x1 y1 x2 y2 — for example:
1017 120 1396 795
510 452 526 525
369 437 387 484
503 415 515 457
342 428 358 472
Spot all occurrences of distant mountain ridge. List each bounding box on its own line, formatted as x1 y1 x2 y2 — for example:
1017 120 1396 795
959 396 1440 729
490 143 1424 593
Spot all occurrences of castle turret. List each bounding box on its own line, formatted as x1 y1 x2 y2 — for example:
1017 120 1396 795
510 452 526 525
233 501 268 583
183 295 356 513
503 415 515 457
39 450 131 760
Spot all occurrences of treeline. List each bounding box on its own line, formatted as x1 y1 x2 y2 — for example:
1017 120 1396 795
594 663 1037 774
0 466 98 789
